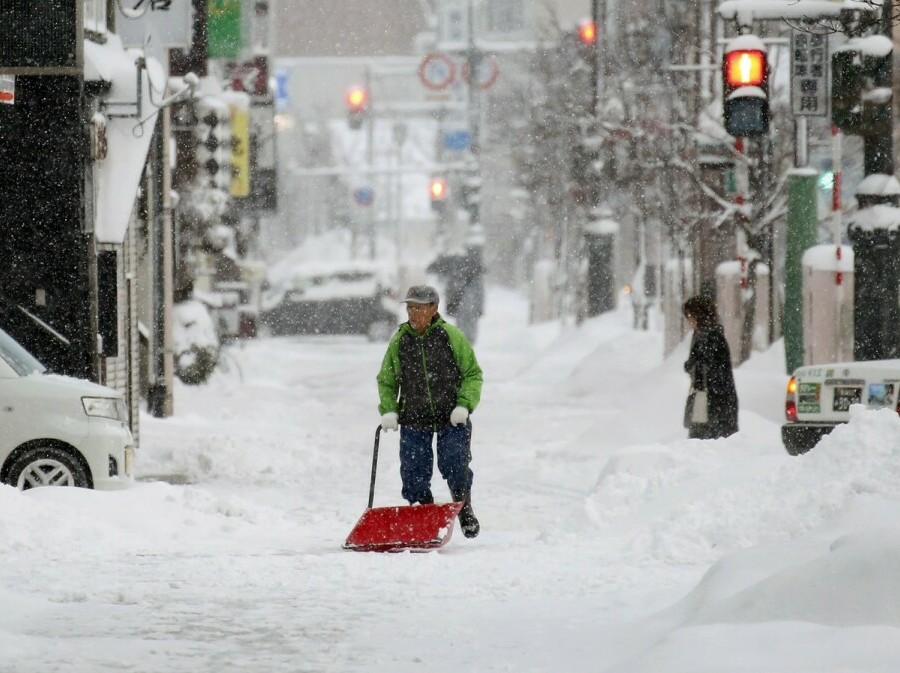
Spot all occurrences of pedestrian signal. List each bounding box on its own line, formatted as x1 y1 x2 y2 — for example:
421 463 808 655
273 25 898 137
722 38 769 137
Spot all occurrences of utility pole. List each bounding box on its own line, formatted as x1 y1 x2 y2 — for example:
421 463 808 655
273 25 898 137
582 0 616 317
465 0 481 234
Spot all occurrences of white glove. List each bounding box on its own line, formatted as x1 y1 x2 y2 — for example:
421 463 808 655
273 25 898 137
450 406 469 427
381 412 399 431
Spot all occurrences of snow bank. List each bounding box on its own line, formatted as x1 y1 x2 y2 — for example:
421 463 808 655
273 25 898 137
687 529 900 626
585 396 900 567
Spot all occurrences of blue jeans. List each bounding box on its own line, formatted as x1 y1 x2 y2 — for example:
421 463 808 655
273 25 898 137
399 422 473 504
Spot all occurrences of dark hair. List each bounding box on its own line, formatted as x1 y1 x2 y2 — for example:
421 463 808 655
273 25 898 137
683 295 719 329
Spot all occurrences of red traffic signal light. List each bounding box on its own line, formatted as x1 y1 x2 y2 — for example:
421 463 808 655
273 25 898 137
345 86 369 130
345 85 368 112
577 20 597 46
722 43 769 137
429 177 448 201
724 49 766 90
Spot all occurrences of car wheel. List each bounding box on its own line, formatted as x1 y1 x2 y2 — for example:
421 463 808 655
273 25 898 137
8 446 90 490
367 320 395 342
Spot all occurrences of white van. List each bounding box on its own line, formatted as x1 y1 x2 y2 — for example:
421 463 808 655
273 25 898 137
0 327 134 489
782 359 900 454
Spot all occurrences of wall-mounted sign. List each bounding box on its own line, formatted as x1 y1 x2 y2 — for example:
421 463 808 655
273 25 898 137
230 102 250 198
117 0 192 51
209 0 242 59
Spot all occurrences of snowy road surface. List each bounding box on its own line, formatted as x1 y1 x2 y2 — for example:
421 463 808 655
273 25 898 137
5 288 900 672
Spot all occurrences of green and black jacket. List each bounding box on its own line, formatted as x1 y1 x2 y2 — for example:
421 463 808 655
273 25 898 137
377 315 483 430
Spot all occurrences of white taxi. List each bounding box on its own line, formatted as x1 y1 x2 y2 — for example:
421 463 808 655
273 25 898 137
0 327 134 489
782 359 900 454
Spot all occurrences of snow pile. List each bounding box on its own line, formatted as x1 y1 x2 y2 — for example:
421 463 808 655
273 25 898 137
585 405 900 565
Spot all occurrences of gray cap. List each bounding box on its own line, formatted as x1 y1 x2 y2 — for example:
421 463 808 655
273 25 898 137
401 285 439 304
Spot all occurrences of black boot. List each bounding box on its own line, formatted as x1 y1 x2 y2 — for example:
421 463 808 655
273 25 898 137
452 491 480 539
409 491 433 505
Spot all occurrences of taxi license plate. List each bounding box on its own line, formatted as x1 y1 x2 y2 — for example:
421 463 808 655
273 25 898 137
124 448 134 476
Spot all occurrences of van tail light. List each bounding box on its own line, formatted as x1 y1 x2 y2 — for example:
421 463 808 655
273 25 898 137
786 400 798 422
786 376 798 422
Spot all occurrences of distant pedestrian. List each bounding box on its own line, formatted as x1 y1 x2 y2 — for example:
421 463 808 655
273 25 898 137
682 295 739 439
376 285 484 538
428 244 485 344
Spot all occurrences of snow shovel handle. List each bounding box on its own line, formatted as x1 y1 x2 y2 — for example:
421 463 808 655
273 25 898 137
368 424 382 509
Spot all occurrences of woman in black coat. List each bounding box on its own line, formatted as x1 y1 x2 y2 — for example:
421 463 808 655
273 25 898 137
683 296 739 439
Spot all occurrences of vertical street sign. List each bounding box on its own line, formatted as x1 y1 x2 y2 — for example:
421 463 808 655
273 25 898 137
229 102 251 198
208 0 242 59
791 30 828 117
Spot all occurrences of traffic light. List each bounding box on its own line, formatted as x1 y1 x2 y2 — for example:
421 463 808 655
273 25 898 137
460 172 482 217
832 48 863 134
723 37 769 137
577 20 596 46
345 85 369 130
832 37 893 136
569 138 598 205
429 176 449 214
573 19 597 62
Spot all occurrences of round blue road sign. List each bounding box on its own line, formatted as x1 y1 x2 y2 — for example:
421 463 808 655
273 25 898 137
354 187 375 206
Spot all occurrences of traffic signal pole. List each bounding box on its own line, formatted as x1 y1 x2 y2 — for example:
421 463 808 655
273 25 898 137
590 0 603 116
848 0 898 361
365 66 376 259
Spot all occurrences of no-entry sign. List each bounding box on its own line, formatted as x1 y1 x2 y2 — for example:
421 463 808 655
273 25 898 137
418 53 456 91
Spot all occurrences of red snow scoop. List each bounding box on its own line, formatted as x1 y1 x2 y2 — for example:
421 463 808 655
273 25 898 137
343 426 463 552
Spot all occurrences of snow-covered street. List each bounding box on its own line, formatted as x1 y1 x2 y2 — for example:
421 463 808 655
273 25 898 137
5 287 900 672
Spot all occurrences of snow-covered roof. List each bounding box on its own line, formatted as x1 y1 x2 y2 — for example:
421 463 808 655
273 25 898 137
803 244 854 272
85 33 165 244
